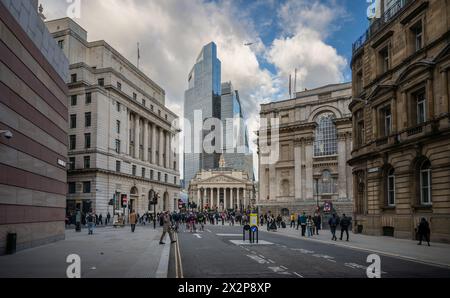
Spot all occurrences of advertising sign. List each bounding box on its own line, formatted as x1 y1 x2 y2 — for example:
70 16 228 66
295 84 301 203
250 213 258 227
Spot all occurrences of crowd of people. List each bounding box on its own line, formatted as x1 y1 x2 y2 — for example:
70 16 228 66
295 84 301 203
66 208 433 247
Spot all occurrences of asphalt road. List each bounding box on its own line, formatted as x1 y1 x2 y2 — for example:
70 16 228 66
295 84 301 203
169 224 450 278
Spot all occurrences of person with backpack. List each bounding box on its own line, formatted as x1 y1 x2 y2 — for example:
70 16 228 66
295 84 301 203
307 215 314 237
299 212 307 237
328 213 339 241
197 212 205 231
86 211 95 235
340 214 351 241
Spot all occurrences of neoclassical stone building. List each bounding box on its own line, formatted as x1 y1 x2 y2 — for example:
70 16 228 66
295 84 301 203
45 18 181 218
258 83 353 219
349 0 450 242
188 156 255 211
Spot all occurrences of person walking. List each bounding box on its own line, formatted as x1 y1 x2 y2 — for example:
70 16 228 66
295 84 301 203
328 213 339 241
159 211 176 245
98 214 103 226
86 211 95 235
313 213 321 235
339 214 350 241
307 216 314 237
106 212 111 225
299 212 307 237
417 218 431 246
129 209 137 233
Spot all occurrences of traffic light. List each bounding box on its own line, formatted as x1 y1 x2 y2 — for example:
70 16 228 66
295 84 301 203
121 194 128 208
108 199 114 206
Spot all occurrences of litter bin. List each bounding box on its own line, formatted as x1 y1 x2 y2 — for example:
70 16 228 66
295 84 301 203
6 233 17 255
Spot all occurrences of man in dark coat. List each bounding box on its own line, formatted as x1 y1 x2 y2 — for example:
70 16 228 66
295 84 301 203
418 218 431 246
340 214 350 241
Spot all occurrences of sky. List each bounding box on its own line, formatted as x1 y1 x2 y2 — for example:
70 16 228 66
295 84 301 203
40 0 371 180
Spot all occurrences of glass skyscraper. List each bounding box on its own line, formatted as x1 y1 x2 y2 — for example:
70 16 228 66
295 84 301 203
184 42 222 188
184 43 254 188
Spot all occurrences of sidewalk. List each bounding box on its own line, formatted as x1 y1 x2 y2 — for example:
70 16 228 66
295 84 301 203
0 225 171 278
260 226 450 268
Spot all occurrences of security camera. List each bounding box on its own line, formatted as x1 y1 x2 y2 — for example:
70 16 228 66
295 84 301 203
0 130 13 139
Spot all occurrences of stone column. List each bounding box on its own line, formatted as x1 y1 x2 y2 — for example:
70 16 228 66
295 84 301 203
134 115 140 158
197 188 201 208
152 124 157 164
165 131 170 168
143 120 149 162
237 188 241 210
401 92 408 129
169 133 174 170
269 164 276 201
338 133 348 199
294 141 303 200
243 188 247 209
372 108 378 139
224 188 228 210
216 188 220 209
305 140 314 201
392 96 398 132
159 128 165 167
442 70 449 114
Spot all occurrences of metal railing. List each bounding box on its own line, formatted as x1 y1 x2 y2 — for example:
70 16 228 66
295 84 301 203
352 0 412 54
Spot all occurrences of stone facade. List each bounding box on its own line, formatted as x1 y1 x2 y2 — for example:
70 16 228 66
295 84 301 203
45 18 181 218
349 0 450 242
0 0 69 253
258 83 353 220
188 158 255 211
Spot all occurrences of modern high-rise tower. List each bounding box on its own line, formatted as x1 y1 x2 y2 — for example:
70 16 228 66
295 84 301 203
184 42 222 188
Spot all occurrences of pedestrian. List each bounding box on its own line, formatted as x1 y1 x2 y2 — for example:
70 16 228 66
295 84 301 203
417 218 431 246
313 213 321 235
328 213 339 241
106 212 111 225
300 212 307 236
276 214 282 228
307 215 314 237
86 211 95 235
129 209 137 233
159 211 176 245
340 214 350 241
98 214 103 226
290 213 296 228
75 210 82 232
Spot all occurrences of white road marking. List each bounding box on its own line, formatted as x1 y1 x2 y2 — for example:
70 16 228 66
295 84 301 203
291 248 315 254
216 234 243 237
206 229 212 233
259 255 266 259
268 266 291 275
280 265 288 270
229 240 274 246
247 255 269 264
293 272 304 278
194 233 202 239
268 259 275 264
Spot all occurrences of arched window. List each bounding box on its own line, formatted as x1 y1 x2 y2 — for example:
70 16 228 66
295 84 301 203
314 113 337 157
420 160 432 205
387 168 395 206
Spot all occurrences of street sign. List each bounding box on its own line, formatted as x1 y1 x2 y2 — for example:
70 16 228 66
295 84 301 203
250 213 258 227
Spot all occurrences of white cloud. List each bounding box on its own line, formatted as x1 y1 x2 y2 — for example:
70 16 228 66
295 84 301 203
39 0 348 182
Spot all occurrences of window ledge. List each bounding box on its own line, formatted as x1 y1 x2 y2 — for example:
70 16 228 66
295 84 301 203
381 206 396 211
413 204 432 211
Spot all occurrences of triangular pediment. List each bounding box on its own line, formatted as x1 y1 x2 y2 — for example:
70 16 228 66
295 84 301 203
198 174 247 184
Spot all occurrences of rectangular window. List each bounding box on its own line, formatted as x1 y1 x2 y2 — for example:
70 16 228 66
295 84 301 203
85 112 91 128
133 93 137 100
382 107 392 137
116 161 121 172
69 135 76 150
411 21 423 52
141 167 145 178
84 156 91 169
58 40 64 49
69 157 75 170
68 182 76 194
116 120 121 134
420 169 431 205
115 139 121 154
158 172 161 181
98 78 104 86
84 133 91 149
85 93 92 104
71 74 77 83
83 181 91 193
388 173 395 206
151 105 154 112
174 176 177 185
416 91 426 124
70 114 77 129
379 47 389 73
357 121 365 147
71 95 77 106
165 174 168 183
116 102 121 112
142 99 146 107
150 170 154 180
132 165 137 176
